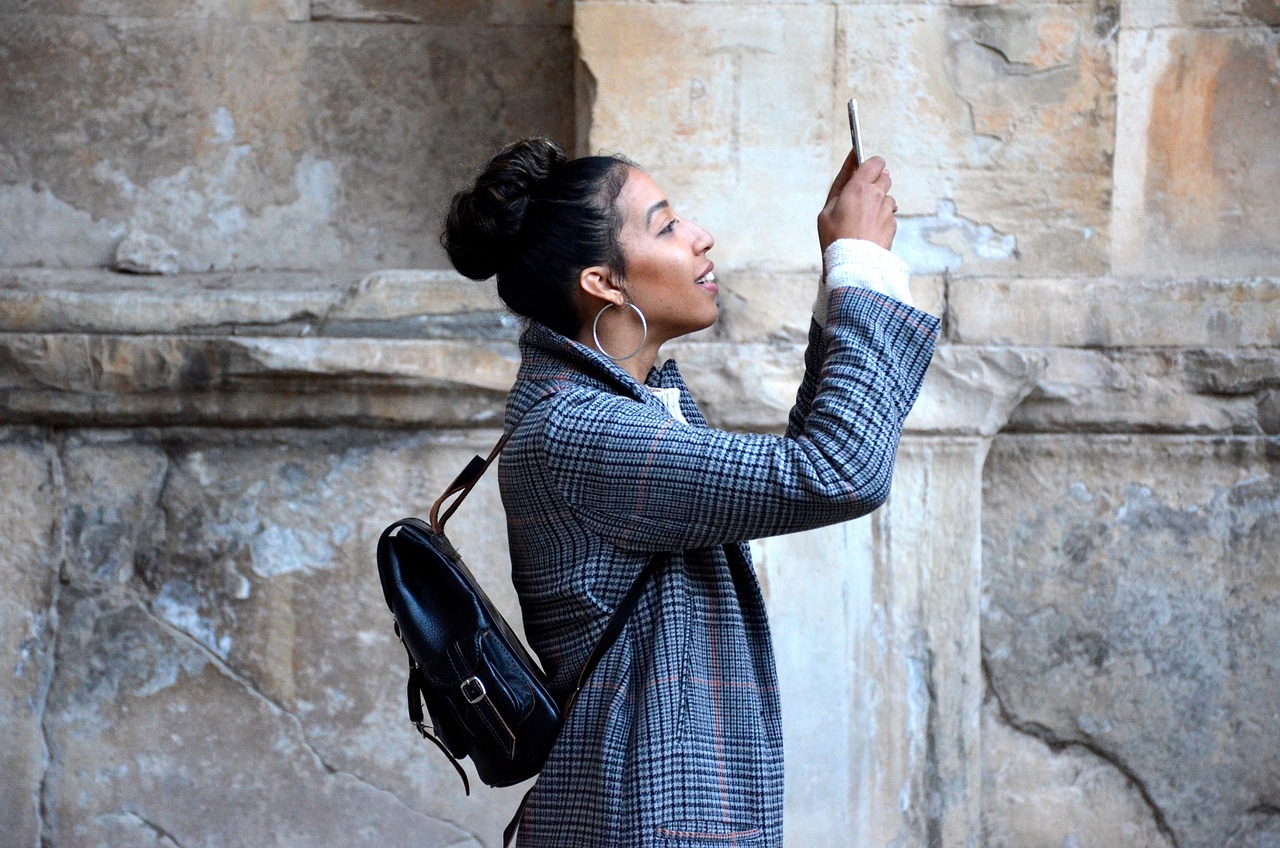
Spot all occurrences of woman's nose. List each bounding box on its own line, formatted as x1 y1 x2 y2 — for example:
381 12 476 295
691 221 714 253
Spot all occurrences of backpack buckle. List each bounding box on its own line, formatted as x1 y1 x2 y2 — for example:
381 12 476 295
460 676 487 704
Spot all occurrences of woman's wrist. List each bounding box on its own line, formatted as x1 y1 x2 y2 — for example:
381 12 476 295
813 239 914 326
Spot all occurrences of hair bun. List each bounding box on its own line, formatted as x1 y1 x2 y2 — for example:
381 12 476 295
443 137 568 281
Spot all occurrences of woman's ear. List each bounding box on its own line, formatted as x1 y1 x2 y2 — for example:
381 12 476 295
578 266 625 305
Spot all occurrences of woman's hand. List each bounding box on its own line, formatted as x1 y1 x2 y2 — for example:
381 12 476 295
817 152 897 253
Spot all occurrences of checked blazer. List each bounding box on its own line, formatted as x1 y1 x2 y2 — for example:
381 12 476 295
499 283 940 847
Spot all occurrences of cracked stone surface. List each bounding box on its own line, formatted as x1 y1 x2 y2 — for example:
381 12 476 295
0 432 58 848
834 2 1117 277
31 428 540 847
981 691 1175 848
0 11 572 273
578 1 1116 277
982 435 1280 848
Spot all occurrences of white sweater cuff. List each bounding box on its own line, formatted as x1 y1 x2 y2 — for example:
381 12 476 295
814 239 913 326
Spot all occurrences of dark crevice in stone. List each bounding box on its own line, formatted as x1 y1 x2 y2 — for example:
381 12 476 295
922 645 944 848
315 273 369 335
122 810 185 848
133 442 176 597
981 655 1180 848
36 431 70 848
132 604 482 845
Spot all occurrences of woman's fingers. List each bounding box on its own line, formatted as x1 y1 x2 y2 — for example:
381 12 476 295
851 155 886 186
825 147 861 203
817 155 900 252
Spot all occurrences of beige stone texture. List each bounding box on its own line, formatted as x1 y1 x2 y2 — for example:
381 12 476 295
750 436 996 847
950 277 1280 347
577 3 839 273
834 2 1117 277
1112 28 1280 277
1123 0 1279 31
2 0 1278 843
981 697 1175 848
0 335 520 427
706 270 946 344
0 268 507 337
906 346 1046 436
0 13 573 272
982 435 1280 847
1010 347 1280 434
0 434 57 848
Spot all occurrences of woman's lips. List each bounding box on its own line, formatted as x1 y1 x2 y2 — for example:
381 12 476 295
695 268 717 294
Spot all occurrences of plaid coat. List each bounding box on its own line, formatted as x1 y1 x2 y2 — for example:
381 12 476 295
499 285 939 847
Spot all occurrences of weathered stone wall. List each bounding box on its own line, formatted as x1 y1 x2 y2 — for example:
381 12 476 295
576 2 1277 847
2 1 1277 847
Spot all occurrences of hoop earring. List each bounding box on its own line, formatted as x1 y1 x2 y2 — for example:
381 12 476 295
592 302 648 362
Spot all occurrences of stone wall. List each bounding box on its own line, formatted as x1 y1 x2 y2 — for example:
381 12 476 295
1 1 1277 848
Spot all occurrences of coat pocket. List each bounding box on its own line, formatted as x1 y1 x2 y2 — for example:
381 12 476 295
655 821 763 847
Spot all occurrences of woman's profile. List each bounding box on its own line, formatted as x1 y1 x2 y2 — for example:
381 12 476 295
441 136 938 847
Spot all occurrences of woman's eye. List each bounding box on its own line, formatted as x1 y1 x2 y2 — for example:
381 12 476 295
660 218 677 235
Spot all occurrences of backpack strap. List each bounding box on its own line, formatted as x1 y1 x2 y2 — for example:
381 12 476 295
413 388 663 844
429 390 558 533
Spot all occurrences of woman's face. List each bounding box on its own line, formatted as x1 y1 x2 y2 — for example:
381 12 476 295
614 168 718 343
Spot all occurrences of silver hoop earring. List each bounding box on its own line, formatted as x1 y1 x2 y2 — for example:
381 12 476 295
592 302 648 362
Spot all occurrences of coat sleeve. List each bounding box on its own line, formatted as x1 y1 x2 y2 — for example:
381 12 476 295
535 286 940 552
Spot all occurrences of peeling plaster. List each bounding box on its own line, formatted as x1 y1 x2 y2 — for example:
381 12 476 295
896 199 1018 275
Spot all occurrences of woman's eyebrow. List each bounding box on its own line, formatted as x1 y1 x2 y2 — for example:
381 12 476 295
645 200 670 228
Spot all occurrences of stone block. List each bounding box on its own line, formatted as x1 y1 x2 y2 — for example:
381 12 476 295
1123 0 1278 31
1112 29 1280 277
0 269 355 335
311 0 571 25
707 270 945 344
753 436 992 848
0 433 57 848
905 346 1045 436
835 3 1117 277
982 435 1280 847
37 430 533 846
1 0 310 20
950 277 1280 347
982 696 1174 848
1009 347 1280 434
577 3 838 273
0 268 509 338
0 14 572 272
0 334 521 427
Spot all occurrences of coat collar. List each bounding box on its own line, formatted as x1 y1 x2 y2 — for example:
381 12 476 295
506 320 699 424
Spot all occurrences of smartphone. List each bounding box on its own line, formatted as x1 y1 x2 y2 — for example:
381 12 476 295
847 98 863 166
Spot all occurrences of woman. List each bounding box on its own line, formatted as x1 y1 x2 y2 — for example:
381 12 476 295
443 137 938 847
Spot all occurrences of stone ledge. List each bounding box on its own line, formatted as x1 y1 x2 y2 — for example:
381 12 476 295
950 277 1280 348
0 268 506 337
3 333 1274 434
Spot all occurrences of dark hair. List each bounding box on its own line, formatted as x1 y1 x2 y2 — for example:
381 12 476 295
442 137 633 337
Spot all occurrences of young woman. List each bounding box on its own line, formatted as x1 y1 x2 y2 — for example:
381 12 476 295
443 137 938 847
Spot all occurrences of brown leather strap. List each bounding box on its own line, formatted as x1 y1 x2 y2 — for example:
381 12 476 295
429 430 513 532
429 391 559 533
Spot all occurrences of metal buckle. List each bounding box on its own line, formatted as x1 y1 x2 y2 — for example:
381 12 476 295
460 676 487 704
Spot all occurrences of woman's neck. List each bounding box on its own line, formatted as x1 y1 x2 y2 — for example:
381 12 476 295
573 328 661 384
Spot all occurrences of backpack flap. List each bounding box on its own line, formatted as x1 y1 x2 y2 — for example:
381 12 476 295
376 516 562 788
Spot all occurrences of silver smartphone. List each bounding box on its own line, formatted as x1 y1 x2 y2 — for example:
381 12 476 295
847 98 863 166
